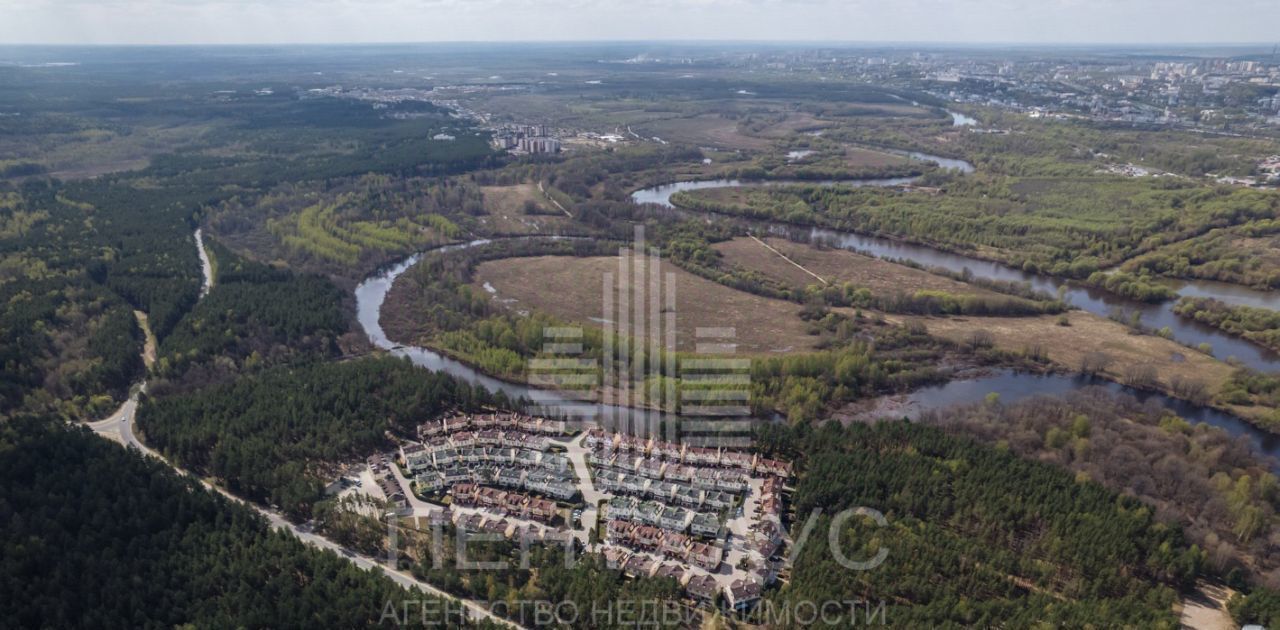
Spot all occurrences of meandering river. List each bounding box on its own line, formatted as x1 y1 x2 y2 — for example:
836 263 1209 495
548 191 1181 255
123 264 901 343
355 238 662 428
629 167 1280 372
355 151 1280 466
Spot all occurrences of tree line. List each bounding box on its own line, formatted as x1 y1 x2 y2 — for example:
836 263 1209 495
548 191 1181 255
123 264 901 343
138 357 508 519
0 417 466 629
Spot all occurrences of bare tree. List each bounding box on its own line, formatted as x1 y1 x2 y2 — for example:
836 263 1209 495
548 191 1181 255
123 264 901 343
1169 375 1210 404
1079 351 1113 375
1123 363 1159 389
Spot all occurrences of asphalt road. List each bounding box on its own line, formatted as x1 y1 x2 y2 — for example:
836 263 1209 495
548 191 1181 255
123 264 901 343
89 396 516 627
79 232 520 628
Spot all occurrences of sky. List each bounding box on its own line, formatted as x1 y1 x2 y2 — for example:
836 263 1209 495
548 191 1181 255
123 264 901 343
1 0 1278 46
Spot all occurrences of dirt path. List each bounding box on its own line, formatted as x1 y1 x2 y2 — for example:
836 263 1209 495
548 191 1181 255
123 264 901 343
133 310 157 369
538 181 573 218
748 234 828 285
1179 581 1235 630
195 228 214 297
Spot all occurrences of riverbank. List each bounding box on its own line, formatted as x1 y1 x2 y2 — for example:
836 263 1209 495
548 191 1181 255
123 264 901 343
351 167 1280 442
637 175 1280 371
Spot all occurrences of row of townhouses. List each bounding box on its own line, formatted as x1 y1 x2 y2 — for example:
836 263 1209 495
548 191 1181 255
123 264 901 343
453 510 573 545
407 429 552 464
604 520 725 572
451 483 560 523
584 429 792 477
404 441 568 474
608 495 722 538
600 547 763 611
415 463 577 501
590 448 751 492
418 412 568 439
595 468 739 511
739 476 789 586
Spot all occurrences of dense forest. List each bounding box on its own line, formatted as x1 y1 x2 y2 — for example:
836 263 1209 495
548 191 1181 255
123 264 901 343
0 417 463 629
0 178 200 420
1 74 507 420
755 419 1204 627
155 239 350 383
411 534 685 628
138 357 505 518
925 388 1280 585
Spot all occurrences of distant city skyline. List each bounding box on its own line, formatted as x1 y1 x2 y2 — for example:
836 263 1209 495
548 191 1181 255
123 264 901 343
1 0 1278 46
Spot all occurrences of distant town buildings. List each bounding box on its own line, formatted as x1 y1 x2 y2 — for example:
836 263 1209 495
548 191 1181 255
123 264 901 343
490 123 561 154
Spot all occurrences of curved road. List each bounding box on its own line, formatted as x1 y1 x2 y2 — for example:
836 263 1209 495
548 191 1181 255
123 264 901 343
93 410 512 626
85 231 519 629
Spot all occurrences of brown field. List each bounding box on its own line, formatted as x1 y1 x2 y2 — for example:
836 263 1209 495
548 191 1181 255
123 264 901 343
753 113 832 138
2 123 216 180
842 147 908 168
714 236 1001 298
477 184 573 234
472 255 821 354
639 115 774 151
830 102 933 117
905 310 1234 396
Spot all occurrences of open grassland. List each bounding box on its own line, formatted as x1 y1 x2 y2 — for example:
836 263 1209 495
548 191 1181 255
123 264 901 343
471 255 822 353
713 236 1005 299
750 112 832 138
825 102 935 117
904 310 1234 398
841 146 909 168
637 115 775 150
476 184 574 234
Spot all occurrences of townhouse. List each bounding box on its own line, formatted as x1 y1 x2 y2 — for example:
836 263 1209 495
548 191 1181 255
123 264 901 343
755 457 792 478
608 495 638 520
584 428 613 450
720 450 754 470
725 580 762 611
686 574 718 603
658 506 692 532
686 541 723 571
623 555 656 578
637 457 665 479
452 484 560 523
652 440 683 461
660 532 689 558
415 471 446 494
653 563 685 583
703 490 734 510
689 512 721 538
401 443 432 473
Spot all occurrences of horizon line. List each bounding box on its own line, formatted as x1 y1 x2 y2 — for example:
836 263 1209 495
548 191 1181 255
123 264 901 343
0 39 1277 49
